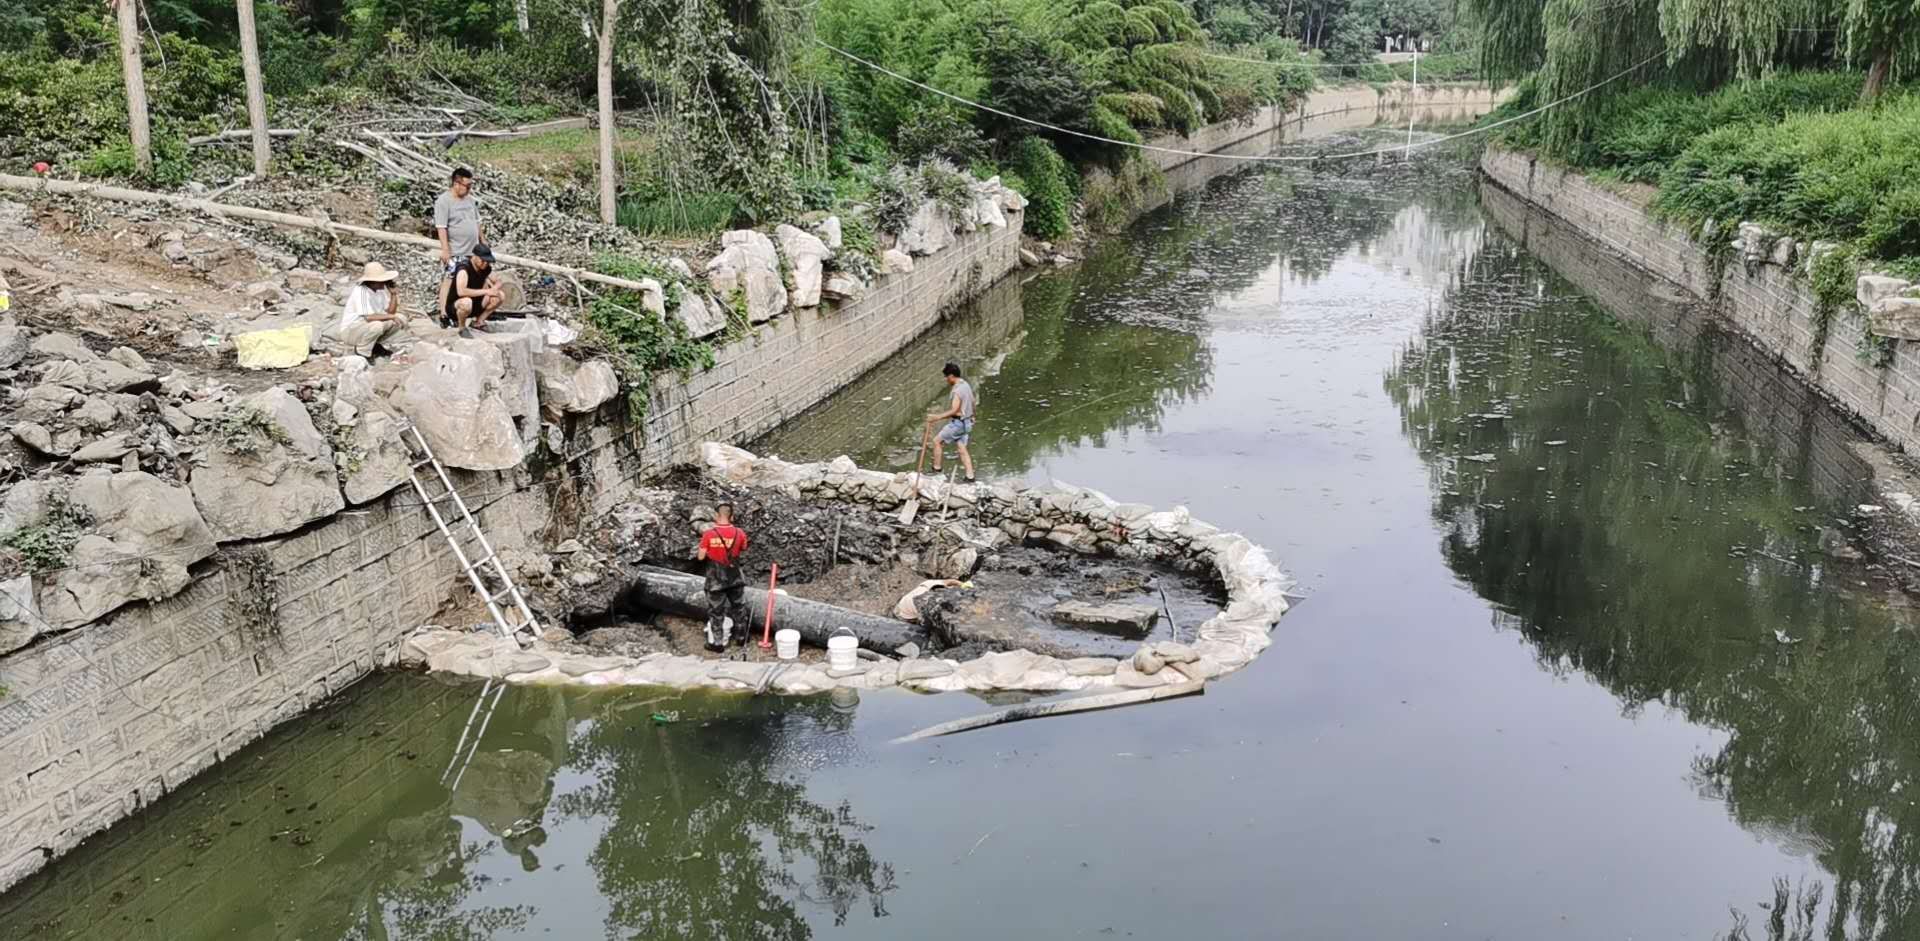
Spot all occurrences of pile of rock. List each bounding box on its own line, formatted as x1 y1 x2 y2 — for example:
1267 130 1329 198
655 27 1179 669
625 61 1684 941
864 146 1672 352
400 442 1292 695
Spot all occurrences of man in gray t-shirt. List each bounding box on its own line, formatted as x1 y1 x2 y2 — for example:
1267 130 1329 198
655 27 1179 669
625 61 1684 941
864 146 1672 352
928 361 977 482
434 167 485 319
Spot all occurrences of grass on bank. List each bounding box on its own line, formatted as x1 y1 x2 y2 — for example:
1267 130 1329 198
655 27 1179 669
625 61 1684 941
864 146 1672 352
1491 70 1920 269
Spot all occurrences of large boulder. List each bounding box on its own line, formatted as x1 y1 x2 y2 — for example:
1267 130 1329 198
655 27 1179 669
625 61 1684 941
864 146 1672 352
1869 297 1920 341
36 472 217 630
675 290 728 340
0 574 37 655
83 357 157 392
532 351 621 415
190 387 345 539
880 249 914 274
705 229 786 324
968 182 1007 230
450 334 538 425
0 319 27 368
775 223 831 309
898 201 953 256
338 410 414 505
814 216 843 251
822 275 866 303
397 343 526 470
29 332 97 362
1859 275 1914 310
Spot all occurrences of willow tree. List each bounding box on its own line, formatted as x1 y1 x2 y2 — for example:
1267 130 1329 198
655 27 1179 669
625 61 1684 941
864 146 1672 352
1466 0 1920 151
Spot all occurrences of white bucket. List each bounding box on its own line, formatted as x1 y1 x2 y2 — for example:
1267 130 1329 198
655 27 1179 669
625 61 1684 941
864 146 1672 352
827 628 859 673
775 629 800 660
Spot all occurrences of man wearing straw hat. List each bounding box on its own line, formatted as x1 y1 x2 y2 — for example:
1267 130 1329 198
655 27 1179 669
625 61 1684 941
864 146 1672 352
328 261 413 358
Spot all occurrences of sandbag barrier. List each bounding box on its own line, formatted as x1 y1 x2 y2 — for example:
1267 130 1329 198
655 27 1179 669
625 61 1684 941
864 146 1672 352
398 442 1294 695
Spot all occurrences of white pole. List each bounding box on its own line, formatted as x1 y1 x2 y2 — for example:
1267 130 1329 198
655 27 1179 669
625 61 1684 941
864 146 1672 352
1405 45 1419 157
236 0 272 177
115 0 153 176
597 0 619 225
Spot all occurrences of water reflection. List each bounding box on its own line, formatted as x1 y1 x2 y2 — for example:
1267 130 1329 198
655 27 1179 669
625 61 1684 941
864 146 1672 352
0 676 893 940
1389 194 1920 938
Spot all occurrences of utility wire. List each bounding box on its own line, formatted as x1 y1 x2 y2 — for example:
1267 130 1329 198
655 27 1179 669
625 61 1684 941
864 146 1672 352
817 39 1665 163
1199 50 1450 69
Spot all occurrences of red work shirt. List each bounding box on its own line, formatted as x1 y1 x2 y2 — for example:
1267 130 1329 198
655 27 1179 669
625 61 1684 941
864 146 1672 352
698 524 749 588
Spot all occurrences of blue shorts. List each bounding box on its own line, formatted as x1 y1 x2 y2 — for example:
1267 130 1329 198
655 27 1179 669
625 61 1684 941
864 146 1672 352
938 418 973 445
444 257 466 277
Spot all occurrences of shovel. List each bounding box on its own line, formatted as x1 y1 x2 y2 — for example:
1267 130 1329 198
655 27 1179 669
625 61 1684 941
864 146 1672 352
899 418 932 525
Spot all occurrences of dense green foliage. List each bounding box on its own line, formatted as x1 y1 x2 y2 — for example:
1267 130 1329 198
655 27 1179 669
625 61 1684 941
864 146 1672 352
1497 71 1863 183
1463 0 1920 152
1657 97 1920 261
1490 70 1920 268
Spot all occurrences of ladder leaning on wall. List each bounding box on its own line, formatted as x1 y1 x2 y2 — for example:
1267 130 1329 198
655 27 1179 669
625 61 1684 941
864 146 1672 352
397 422 539 648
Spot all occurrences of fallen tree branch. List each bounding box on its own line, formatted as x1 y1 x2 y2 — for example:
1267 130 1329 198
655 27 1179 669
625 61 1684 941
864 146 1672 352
892 681 1205 743
189 128 302 145
0 173 653 294
330 139 417 179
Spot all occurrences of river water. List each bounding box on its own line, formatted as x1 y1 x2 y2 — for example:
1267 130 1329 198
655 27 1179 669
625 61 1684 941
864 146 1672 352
9 125 1920 939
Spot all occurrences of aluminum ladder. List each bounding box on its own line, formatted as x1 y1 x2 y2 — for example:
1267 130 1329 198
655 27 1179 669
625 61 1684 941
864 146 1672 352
398 422 538 647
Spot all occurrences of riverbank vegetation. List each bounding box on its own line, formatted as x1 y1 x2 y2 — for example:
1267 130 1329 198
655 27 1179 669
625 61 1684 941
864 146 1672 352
1468 1 1920 270
0 0 1467 248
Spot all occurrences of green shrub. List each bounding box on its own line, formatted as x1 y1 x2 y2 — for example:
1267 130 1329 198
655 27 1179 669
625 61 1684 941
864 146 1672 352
615 192 742 238
1656 97 1920 260
2 494 93 573
1583 72 1860 183
896 104 987 166
579 255 717 426
870 163 926 235
214 406 292 455
1009 137 1073 239
919 160 974 216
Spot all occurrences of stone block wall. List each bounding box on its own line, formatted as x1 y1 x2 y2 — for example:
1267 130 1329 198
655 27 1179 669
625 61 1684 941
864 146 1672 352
1482 148 1920 457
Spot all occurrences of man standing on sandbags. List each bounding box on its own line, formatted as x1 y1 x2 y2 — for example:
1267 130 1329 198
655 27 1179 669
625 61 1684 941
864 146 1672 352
696 503 751 651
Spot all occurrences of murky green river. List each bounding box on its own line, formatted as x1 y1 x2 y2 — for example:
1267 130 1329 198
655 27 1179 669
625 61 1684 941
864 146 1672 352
10 127 1920 939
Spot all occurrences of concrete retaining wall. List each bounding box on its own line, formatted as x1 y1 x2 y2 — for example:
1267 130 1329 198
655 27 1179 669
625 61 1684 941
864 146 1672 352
1482 147 1920 457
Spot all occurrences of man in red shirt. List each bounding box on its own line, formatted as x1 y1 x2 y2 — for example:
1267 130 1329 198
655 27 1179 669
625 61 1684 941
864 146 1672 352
696 503 750 650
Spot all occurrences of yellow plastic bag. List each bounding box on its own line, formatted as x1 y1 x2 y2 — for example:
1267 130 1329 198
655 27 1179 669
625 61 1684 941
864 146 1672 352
232 324 313 369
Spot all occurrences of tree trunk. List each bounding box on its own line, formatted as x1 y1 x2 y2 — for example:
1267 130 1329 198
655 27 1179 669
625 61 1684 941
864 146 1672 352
1862 50 1893 103
515 0 530 33
114 0 152 176
596 0 618 225
236 0 272 178
620 567 924 655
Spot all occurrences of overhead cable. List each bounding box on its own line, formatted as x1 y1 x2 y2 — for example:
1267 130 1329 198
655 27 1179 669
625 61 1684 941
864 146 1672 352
816 39 1665 163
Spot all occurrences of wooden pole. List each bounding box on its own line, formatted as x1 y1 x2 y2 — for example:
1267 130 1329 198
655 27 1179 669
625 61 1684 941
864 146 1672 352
0 174 656 294
114 0 153 176
236 0 272 177
596 0 619 225
892 681 1206 743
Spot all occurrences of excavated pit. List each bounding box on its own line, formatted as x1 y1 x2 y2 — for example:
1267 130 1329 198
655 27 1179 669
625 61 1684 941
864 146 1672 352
545 470 1226 662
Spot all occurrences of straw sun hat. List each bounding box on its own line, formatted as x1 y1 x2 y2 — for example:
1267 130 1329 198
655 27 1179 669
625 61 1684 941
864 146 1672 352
358 261 399 284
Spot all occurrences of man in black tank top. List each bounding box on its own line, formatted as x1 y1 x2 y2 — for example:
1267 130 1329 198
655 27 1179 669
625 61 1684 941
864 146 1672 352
446 243 504 338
